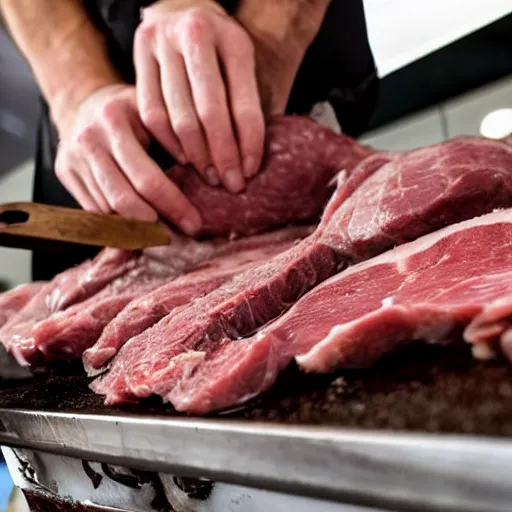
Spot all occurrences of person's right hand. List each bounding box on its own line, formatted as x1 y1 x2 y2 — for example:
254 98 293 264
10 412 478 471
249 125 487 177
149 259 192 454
134 0 265 193
54 83 203 235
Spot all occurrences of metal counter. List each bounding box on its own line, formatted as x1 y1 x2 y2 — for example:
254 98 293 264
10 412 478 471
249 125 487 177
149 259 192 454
1 408 511 511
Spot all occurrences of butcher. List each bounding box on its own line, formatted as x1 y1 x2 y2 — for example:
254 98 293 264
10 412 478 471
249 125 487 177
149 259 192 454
0 0 378 280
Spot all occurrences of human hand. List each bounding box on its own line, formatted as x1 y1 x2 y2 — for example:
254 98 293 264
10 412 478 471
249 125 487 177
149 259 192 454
134 0 265 193
54 83 203 235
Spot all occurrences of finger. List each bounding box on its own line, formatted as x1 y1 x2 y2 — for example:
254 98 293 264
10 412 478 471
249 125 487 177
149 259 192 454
134 35 186 163
66 171 102 212
102 117 202 235
218 32 265 178
55 152 101 212
76 159 111 214
181 26 245 193
157 45 216 185
87 147 159 222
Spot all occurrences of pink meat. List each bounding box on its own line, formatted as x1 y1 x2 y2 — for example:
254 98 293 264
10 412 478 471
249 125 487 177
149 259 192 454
168 116 373 237
91 135 512 409
46 248 135 312
1 116 372 367
0 250 135 365
0 282 46 329
30 237 219 363
87 155 406 403
83 226 312 374
169 210 512 413
464 295 512 361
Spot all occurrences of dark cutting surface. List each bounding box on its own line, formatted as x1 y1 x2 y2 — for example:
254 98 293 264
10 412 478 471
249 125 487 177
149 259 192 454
2 343 512 436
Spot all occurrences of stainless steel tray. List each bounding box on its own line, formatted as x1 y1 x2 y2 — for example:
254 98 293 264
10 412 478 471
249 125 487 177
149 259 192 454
1 408 512 512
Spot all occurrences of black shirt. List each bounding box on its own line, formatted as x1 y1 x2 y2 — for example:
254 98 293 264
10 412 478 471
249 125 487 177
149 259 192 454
32 0 378 280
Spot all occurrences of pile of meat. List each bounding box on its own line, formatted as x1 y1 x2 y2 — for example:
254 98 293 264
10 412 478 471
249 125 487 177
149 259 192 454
2 115 512 415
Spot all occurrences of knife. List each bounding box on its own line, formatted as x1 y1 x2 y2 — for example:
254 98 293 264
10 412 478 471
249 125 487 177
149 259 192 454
0 202 171 251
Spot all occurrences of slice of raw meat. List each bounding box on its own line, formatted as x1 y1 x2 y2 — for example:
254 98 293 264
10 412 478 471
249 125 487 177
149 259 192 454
169 209 512 413
91 135 512 408
29 236 219 364
0 249 136 365
83 226 312 374
0 283 46 329
167 116 374 237
464 295 512 361
46 248 135 312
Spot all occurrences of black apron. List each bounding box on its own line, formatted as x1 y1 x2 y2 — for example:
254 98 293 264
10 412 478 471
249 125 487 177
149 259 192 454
32 0 378 280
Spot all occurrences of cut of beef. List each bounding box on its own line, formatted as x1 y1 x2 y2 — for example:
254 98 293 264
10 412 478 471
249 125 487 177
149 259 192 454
46 249 135 312
92 135 512 408
0 116 372 368
83 226 312 374
91 153 392 403
0 249 134 365
27 237 219 364
168 116 373 237
0 250 135 365
464 295 512 362
167 209 512 413
0 283 46 329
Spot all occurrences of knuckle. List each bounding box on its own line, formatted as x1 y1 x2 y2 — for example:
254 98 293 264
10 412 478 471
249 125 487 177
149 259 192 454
173 116 200 139
225 23 253 54
100 100 124 129
180 8 209 39
110 191 132 211
136 21 156 44
75 125 96 147
197 104 222 127
133 177 157 199
140 108 168 132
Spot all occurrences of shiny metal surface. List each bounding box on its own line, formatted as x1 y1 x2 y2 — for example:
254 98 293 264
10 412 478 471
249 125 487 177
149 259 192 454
1 409 512 511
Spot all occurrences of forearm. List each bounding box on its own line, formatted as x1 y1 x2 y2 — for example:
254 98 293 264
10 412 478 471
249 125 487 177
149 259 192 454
235 0 331 115
236 0 330 50
0 0 122 132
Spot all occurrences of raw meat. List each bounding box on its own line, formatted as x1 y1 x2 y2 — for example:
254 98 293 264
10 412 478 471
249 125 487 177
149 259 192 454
83 226 312 374
0 283 46 329
0 249 134 362
91 135 512 408
0 116 371 367
464 295 512 361
168 116 373 237
168 209 512 413
26 237 219 365
46 249 135 312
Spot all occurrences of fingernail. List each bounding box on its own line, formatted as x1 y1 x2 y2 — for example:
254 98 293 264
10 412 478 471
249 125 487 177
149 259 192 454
205 166 220 186
243 156 257 178
177 153 188 165
181 213 202 236
224 168 245 193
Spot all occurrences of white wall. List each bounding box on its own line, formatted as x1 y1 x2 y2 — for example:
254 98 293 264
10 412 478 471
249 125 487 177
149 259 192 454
0 160 34 288
364 0 512 77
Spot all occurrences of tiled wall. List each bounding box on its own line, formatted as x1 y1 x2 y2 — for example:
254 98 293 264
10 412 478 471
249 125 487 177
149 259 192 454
361 74 512 151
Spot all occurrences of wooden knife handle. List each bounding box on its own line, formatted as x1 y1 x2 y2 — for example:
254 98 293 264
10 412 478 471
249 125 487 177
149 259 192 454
0 202 172 250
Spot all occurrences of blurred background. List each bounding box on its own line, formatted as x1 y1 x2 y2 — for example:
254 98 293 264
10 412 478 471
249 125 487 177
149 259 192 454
0 2 511 510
